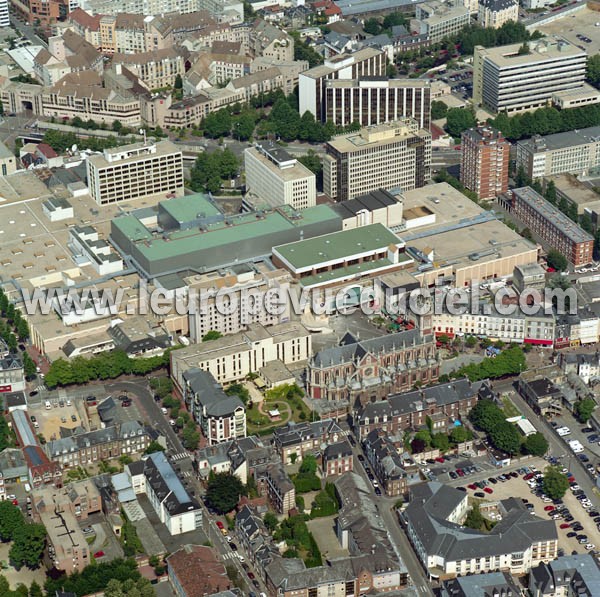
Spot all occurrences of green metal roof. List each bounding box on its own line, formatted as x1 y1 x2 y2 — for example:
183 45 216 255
160 193 220 223
273 223 402 270
113 215 153 241
299 257 399 287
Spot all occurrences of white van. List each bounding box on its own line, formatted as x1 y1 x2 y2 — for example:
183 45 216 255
45 400 52 410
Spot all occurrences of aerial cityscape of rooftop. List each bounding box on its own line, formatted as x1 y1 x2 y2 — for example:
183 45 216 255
1 0 600 595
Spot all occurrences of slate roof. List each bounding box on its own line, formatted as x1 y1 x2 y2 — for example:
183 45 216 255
272 419 343 447
529 554 600 596
184 368 244 418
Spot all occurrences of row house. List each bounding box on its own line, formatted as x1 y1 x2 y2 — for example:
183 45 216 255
322 440 353 478
362 429 408 497
45 421 149 468
353 378 485 440
272 419 344 465
307 329 439 407
258 462 295 514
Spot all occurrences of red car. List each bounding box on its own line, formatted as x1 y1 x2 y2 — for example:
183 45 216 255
468 484 477 490
483 487 493 494
248 572 255 580
544 506 555 512
456 469 465 477
435 457 445 463
94 551 105 558
11 499 18 506
216 521 225 530
560 523 571 529
524 473 534 480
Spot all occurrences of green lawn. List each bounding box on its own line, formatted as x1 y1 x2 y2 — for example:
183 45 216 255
502 397 521 418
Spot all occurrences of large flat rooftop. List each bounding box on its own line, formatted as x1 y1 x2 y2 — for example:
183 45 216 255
273 223 403 271
518 125 600 154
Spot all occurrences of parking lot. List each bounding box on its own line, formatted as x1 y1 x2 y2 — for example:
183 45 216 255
536 9 600 56
462 466 600 557
29 399 84 442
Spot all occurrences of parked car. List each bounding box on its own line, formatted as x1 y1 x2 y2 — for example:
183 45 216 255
71 414 77 422
560 523 571 529
94 551 105 558
474 492 485 498
544 505 555 512
484 487 493 494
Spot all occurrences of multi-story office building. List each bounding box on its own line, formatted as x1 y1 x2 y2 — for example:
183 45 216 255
86 140 184 205
515 125 600 180
507 187 594 266
323 119 431 202
460 125 510 200
299 47 387 121
244 143 316 210
478 0 519 28
473 37 588 114
414 1 470 43
0 0 9 27
323 78 431 129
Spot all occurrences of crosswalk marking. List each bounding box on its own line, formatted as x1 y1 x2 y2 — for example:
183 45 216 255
170 452 190 461
221 552 238 562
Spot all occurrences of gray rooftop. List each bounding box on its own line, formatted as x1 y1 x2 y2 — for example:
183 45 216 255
518 125 600 154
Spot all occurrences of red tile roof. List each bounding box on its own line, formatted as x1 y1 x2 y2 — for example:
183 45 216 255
69 8 102 32
167 545 231 597
37 143 58 159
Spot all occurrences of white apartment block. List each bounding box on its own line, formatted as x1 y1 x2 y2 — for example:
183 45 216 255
244 143 316 211
414 1 470 44
473 37 588 114
515 125 600 180
323 118 431 202
0 0 9 27
478 0 519 29
86 140 184 205
171 322 312 388
186 268 292 343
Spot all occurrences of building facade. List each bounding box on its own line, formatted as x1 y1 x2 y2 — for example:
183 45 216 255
473 37 588 114
460 125 510 200
478 0 519 29
414 1 471 43
244 143 316 210
506 187 594 267
323 78 431 129
515 126 600 180
323 119 431 202
86 140 184 205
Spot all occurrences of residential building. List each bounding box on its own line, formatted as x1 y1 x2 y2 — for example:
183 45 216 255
460 125 510 200
402 482 558 578
110 194 341 279
0 0 9 27
513 262 546 294
143 451 202 535
86 140 184 205
517 377 563 416
323 119 431 202
244 143 316 210
353 378 485 440
473 37 588 114
0 140 17 176
441 572 522 597
323 440 353 477
171 322 312 387
32 484 99 573
299 47 387 121
559 351 600 384
272 419 345 464
186 266 292 343
413 1 470 43
10 0 68 25
45 421 150 468
261 462 295 514
362 429 407 496
67 8 102 49
272 223 414 292
307 329 438 405
515 126 600 180
478 0 519 28
181 369 246 445
529 554 600 596
167 545 232 597
506 187 594 267
111 48 186 89
34 31 103 87
323 78 431 129
0 355 25 394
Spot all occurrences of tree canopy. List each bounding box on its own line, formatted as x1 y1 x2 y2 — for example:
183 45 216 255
574 398 596 423
523 432 549 457
206 472 248 514
453 347 526 381
542 465 569 500
446 107 476 138
546 250 568 272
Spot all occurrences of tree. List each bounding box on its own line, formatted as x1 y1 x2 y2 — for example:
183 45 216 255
203 110 232 138
546 250 568 272
468 399 505 432
0 500 24 541
144 440 165 454
225 384 249 406
9 523 46 569
523 432 548 457
445 107 476 138
465 335 478 348
29 581 43 597
542 465 570 500
410 438 427 453
574 398 596 423
587 54 600 89
206 472 247 514
112 120 123 133
202 330 223 342
182 425 200 450
431 100 448 120
489 420 521 454
233 112 255 141
431 433 450 452
299 454 317 474
363 18 381 35
263 512 278 532
22 353 36 380
464 503 484 530
450 425 472 444
174 74 183 90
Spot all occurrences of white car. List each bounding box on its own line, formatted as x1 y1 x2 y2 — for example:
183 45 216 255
169 419 176 426
5 494 16 501
586 544 596 550
543 497 552 503
571 485 580 491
